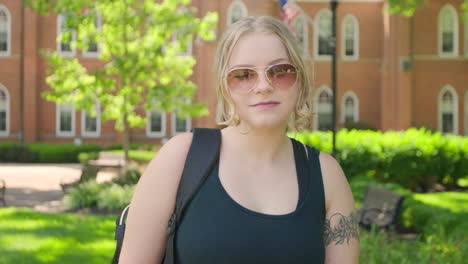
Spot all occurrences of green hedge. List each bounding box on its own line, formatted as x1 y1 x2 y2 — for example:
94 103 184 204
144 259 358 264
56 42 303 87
293 128 468 189
0 143 156 163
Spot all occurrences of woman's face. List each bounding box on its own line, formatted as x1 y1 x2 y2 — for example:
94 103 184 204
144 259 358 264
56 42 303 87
226 32 299 130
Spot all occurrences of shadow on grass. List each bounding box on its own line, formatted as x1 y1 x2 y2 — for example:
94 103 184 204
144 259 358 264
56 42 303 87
0 208 117 264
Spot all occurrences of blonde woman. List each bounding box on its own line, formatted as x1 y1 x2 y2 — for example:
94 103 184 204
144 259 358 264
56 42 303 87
120 16 359 263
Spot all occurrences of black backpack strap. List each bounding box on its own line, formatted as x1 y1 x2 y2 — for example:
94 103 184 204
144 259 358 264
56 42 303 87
163 128 221 264
112 205 130 264
112 128 221 264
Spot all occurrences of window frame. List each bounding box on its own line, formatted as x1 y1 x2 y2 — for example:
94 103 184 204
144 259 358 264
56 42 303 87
56 102 76 137
0 5 11 57
0 84 10 137
313 85 333 131
57 14 77 57
341 14 359 61
340 91 359 124
226 0 248 27
465 91 468 135
314 9 333 61
438 4 459 58
146 109 167 138
82 13 102 58
171 112 192 136
292 14 308 58
81 102 101 138
437 85 459 134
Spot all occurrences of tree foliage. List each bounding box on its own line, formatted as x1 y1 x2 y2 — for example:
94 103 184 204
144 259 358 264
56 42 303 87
26 0 217 129
386 0 468 16
25 0 217 162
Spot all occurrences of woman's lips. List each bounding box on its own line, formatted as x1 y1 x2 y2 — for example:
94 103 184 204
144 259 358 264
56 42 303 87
251 101 280 109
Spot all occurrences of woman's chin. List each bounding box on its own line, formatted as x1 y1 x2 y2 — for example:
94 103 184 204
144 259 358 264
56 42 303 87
243 118 287 131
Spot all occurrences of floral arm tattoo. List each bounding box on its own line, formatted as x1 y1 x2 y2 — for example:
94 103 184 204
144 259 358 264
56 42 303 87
323 209 360 246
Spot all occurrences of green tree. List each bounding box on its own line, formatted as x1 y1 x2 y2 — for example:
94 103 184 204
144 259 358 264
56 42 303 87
386 0 468 16
25 0 217 165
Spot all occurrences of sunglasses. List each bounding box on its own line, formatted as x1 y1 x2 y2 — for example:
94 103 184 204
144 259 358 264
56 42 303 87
225 63 299 94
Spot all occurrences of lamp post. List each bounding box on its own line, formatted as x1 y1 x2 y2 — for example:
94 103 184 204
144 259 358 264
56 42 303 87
330 0 339 157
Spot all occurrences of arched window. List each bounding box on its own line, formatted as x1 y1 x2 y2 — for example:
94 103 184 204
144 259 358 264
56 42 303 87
81 101 101 137
314 86 333 131
438 4 458 57
57 14 77 56
438 85 458 134
342 15 359 60
0 5 11 55
227 0 247 26
292 15 307 56
314 9 332 59
341 91 359 124
56 102 75 137
0 84 9 136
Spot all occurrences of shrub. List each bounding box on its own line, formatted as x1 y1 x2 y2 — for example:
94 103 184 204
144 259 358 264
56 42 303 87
0 143 38 162
293 128 468 189
97 184 135 210
63 180 134 211
63 181 108 209
112 167 142 186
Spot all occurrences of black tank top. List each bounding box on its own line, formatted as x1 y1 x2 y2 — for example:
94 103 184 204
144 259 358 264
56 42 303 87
175 138 326 263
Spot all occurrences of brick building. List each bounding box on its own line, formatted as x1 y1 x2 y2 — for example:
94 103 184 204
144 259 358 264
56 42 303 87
0 0 467 146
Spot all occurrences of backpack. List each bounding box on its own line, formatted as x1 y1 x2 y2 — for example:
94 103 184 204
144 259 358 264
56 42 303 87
112 128 221 264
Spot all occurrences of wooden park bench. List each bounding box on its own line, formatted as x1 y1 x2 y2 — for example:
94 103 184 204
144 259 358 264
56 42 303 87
359 185 405 230
61 152 126 193
0 179 5 206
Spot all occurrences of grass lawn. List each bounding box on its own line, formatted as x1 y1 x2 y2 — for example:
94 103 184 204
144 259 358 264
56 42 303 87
1 191 467 263
0 208 116 264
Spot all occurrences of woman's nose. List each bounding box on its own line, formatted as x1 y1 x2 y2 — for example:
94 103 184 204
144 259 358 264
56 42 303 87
253 71 273 93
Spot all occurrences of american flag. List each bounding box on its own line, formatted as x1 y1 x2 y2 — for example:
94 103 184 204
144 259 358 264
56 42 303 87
279 0 301 26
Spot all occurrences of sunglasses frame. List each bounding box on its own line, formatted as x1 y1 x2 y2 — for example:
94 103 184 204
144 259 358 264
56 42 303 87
224 63 300 94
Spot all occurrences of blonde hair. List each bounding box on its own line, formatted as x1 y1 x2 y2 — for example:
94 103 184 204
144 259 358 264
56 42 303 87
214 16 314 131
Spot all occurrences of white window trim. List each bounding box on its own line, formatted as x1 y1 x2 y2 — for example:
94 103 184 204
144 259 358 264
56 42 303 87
464 12 468 58
56 102 76 137
293 14 308 58
340 91 359 124
313 85 333 130
82 14 102 58
341 14 359 61
0 5 11 57
81 103 101 138
314 9 333 61
465 91 468 135
172 32 193 57
0 84 10 137
437 85 459 134
226 0 248 27
57 14 77 57
438 4 459 58
146 110 167 138
171 112 192 136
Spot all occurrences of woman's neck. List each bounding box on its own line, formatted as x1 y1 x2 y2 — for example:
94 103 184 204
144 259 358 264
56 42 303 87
222 124 291 165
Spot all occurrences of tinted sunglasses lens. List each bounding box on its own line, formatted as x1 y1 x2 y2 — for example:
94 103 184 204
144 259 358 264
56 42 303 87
226 68 258 92
266 64 298 89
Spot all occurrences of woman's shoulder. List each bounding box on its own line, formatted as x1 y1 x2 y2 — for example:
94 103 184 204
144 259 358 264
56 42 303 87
316 151 354 213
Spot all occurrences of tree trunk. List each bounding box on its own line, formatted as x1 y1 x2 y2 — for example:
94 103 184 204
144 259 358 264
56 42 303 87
123 111 130 172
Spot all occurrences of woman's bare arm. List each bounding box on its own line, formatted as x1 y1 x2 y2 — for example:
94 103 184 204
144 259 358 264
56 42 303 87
319 152 360 264
118 132 193 264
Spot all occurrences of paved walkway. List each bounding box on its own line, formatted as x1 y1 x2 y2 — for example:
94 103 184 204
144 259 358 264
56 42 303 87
0 164 116 213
